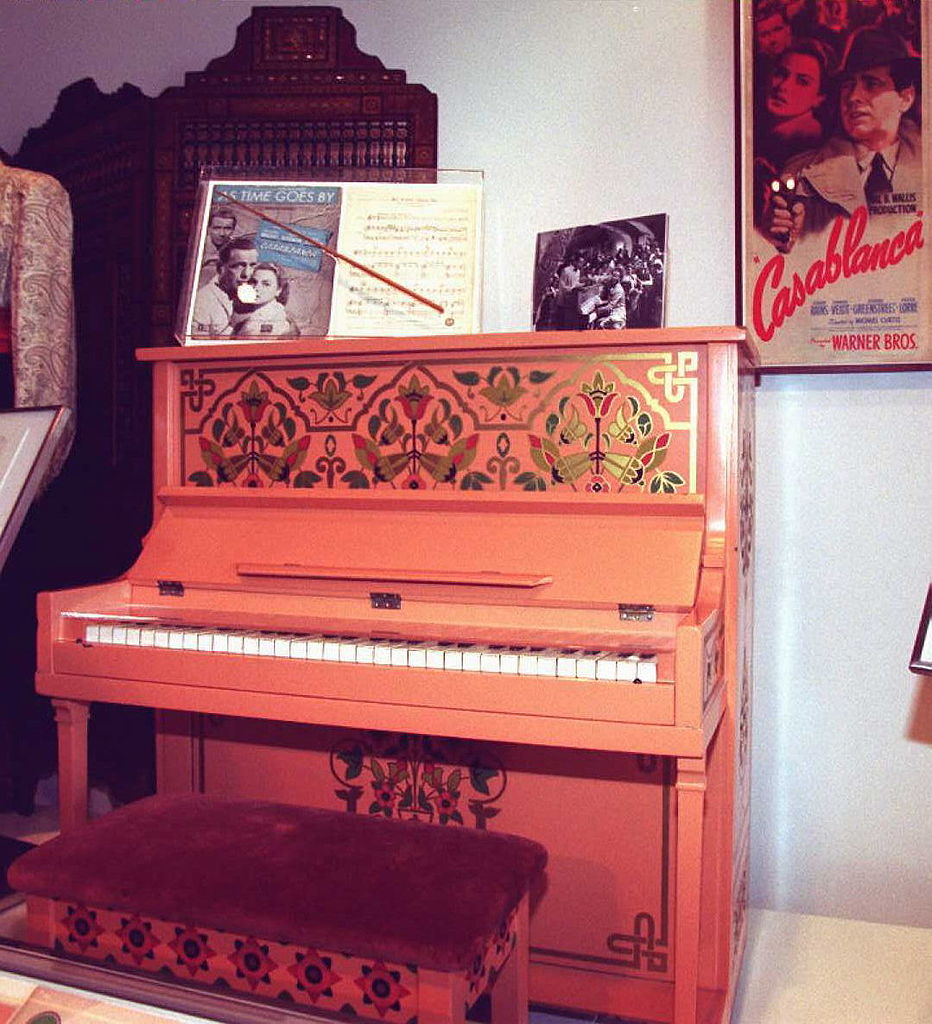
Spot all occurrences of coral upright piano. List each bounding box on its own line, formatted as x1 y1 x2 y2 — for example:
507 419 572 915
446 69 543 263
36 327 756 1024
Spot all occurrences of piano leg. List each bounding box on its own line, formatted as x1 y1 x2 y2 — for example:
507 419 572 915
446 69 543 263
51 699 90 830
673 755 706 1024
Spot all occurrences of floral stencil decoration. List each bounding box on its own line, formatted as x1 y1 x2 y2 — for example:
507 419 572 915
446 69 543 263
191 379 312 487
351 374 479 489
529 371 685 494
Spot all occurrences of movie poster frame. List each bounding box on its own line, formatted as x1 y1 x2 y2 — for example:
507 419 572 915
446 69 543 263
741 0 931 371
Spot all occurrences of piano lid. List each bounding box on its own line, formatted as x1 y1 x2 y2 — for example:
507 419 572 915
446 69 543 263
128 490 705 611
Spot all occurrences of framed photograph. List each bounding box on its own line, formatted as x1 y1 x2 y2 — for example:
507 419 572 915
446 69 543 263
742 0 930 369
532 213 668 331
0 406 72 574
910 585 932 675
177 173 483 343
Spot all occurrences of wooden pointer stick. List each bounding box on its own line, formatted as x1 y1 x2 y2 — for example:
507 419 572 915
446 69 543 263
215 190 445 314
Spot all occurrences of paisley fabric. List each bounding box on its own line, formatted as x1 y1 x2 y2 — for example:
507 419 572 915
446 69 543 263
0 160 76 490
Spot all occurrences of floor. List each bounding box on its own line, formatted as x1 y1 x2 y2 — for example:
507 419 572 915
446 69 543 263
1 804 930 1023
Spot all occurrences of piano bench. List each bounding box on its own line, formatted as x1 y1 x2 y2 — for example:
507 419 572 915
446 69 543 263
7 795 547 1024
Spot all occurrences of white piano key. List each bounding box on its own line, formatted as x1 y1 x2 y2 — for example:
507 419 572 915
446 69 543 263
355 641 375 664
98 624 115 644
461 645 483 672
636 657 658 683
576 650 600 680
274 636 294 658
289 637 308 659
256 634 276 657
443 645 464 671
306 636 325 660
596 656 620 682
124 626 142 646
372 640 394 666
534 649 559 677
338 637 359 663
499 648 523 674
557 650 579 679
242 633 261 656
167 629 185 650
390 643 409 667
112 624 128 645
479 647 502 673
517 648 542 676
226 632 246 655
424 645 446 669
152 627 170 648
210 631 230 654
182 630 200 651
616 655 639 682
322 637 342 662
85 623 101 643
408 644 427 669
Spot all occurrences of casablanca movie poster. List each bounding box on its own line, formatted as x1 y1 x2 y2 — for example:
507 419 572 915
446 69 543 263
745 0 930 367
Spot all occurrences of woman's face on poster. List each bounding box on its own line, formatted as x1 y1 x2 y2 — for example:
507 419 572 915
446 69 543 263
767 53 825 119
251 267 282 305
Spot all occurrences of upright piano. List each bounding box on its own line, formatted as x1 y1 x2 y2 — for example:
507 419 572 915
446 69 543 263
36 327 756 1024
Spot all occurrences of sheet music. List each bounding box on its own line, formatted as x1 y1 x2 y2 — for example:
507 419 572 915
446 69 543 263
328 182 481 336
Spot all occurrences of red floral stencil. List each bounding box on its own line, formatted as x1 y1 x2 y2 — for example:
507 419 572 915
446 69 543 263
168 925 217 977
60 904 104 953
116 915 161 964
288 947 342 1003
354 960 413 1018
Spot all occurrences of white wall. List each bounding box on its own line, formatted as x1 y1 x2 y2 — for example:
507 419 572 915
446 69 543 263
0 0 929 927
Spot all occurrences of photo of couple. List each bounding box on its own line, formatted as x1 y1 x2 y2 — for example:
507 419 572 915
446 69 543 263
184 184 343 340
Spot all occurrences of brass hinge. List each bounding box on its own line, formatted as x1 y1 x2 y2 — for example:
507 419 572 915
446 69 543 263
618 604 654 622
370 592 402 610
158 580 185 597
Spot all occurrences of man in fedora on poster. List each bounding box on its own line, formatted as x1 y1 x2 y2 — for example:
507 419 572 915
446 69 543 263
764 26 921 252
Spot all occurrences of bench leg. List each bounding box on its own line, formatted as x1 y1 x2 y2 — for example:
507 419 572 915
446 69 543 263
418 968 466 1024
52 699 90 830
490 894 529 1024
25 895 57 948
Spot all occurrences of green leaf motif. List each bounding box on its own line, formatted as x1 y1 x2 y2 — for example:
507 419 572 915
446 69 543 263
294 470 322 488
342 470 371 489
212 419 223 442
529 370 555 384
352 374 377 389
514 471 547 491
545 412 560 435
470 767 494 794
453 370 481 386
188 471 213 487
287 376 310 392
460 471 492 490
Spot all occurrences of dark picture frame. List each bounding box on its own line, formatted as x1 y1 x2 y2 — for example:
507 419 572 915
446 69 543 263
910 584 932 675
0 407 72 575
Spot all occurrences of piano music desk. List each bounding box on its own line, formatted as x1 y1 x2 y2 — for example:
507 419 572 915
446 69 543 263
36 328 757 1024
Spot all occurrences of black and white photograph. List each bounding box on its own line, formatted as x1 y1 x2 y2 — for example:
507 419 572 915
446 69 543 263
532 213 668 331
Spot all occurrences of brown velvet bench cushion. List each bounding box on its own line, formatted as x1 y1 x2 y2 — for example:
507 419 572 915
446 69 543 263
7 795 547 973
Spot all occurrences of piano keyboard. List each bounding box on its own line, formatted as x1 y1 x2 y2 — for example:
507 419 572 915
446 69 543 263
81 622 659 683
